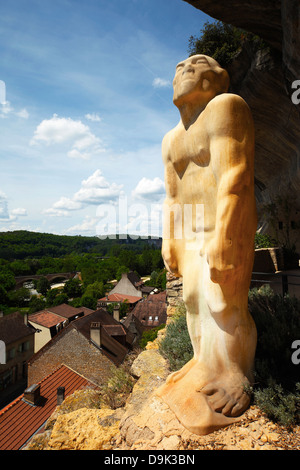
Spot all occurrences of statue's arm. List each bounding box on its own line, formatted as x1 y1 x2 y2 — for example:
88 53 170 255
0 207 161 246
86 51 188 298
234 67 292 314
206 94 257 283
161 132 183 277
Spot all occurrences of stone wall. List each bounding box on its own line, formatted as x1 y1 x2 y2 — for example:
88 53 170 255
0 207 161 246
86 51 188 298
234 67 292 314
166 272 184 323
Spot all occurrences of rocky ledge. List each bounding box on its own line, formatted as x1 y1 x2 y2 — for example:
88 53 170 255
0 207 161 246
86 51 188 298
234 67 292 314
25 344 300 451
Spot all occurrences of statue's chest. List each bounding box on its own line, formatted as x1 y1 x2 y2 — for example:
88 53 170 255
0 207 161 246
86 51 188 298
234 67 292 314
170 126 210 178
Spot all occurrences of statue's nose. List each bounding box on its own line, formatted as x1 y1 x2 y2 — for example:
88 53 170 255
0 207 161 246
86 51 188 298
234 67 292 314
182 64 194 75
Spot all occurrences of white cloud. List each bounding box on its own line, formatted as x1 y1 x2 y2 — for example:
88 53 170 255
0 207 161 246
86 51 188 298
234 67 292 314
11 208 28 216
0 193 28 221
0 191 9 219
73 170 123 205
43 208 71 217
44 169 123 217
52 197 82 211
16 108 29 119
152 77 171 88
132 176 165 201
85 113 101 122
0 101 29 119
30 114 105 159
66 216 98 234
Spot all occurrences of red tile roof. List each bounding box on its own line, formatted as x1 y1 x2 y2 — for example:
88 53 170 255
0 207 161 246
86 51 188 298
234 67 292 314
0 364 99 450
28 310 66 328
98 293 142 304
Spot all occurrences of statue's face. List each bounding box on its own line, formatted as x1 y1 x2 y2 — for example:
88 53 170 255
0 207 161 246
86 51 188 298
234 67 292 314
173 55 226 106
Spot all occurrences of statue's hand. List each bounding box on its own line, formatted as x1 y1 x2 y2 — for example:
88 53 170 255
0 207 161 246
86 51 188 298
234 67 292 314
203 239 235 284
162 240 181 277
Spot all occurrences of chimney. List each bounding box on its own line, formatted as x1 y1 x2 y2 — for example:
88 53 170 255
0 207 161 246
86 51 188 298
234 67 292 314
113 305 120 322
90 322 102 348
24 312 28 326
57 386 65 405
0 311 3 318
23 384 41 406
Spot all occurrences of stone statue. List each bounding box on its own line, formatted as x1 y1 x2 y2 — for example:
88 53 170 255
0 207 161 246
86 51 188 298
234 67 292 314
157 55 257 435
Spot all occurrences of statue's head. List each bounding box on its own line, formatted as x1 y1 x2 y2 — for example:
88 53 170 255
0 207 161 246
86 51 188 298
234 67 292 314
173 54 230 109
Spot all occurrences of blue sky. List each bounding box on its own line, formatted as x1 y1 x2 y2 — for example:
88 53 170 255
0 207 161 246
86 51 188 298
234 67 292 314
0 0 211 238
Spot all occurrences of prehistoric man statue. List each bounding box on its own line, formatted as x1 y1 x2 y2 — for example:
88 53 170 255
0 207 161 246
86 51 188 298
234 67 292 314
157 55 257 435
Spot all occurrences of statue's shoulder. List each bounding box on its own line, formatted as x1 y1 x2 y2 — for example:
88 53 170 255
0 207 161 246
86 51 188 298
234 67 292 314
207 93 250 113
207 93 248 108
204 93 253 136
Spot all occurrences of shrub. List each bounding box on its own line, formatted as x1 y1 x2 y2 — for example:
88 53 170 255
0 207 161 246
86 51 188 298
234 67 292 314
249 285 300 389
159 308 193 371
101 365 134 410
188 20 265 68
253 383 300 428
139 324 165 349
254 232 277 249
248 285 300 426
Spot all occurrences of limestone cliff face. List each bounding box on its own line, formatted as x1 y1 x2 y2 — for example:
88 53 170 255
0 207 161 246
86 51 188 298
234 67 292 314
184 0 300 223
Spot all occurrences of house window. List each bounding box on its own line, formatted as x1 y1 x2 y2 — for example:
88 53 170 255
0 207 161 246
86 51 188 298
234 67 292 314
278 221 283 230
155 316 159 321
149 316 153 322
7 348 16 361
18 341 30 353
0 369 13 390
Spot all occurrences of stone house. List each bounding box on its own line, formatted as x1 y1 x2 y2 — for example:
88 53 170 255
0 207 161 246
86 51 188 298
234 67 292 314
123 291 167 338
28 304 93 352
27 308 134 387
108 271 156 299
0 311 35 409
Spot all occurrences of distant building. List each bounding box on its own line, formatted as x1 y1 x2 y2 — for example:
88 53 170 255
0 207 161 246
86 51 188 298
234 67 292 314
0 312 35 409
108 271 156 299
123 291 167 337
0 364 100 450
28 304 93 352
27 308 134 387
97 292 142 311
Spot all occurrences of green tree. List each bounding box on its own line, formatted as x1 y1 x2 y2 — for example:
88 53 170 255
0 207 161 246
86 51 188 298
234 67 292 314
81 295 97 310
52 292 68 306
188 20 264 68
0 269 16 292
63 279 83 298
28 296 45 313
8 287 30 307
0 285 8 305
84 281 104 300
36 276 51 296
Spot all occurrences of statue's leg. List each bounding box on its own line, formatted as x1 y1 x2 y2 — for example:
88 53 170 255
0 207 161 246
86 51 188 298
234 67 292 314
156 252 257 435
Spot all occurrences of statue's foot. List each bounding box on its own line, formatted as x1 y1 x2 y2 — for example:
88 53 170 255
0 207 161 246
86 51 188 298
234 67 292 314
156 362 250 435
165 358 196 384
199 375 251 417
